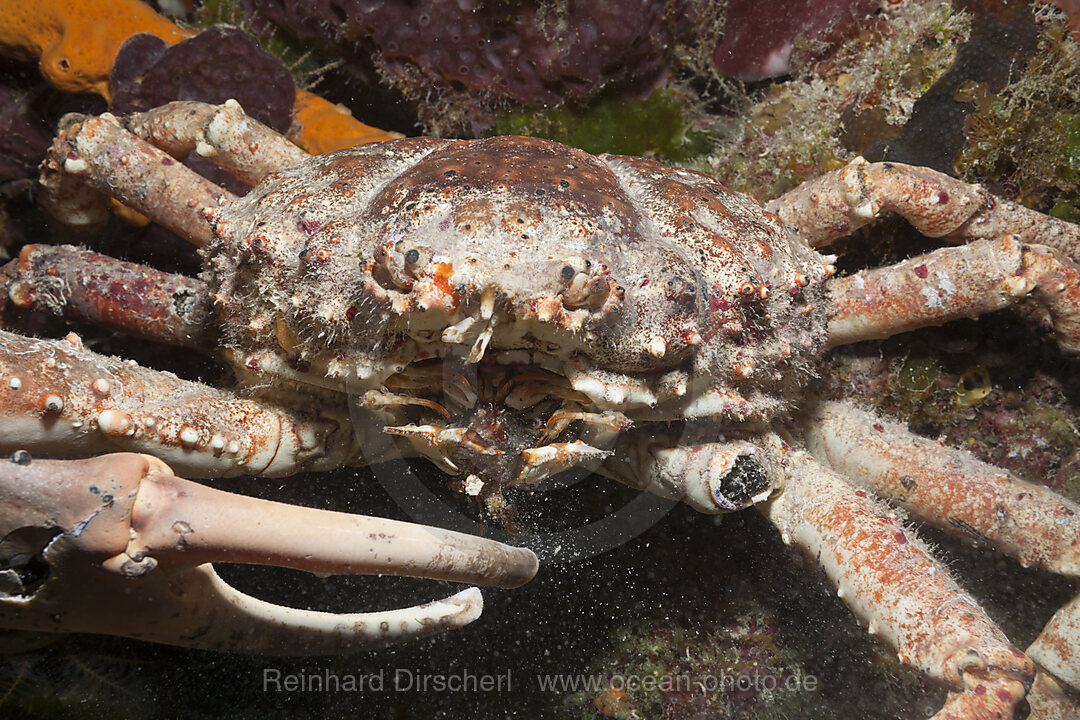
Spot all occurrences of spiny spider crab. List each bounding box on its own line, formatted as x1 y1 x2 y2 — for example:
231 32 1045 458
1 100 1079 718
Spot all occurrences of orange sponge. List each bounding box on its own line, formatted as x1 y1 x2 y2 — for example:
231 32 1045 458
0 0 398 151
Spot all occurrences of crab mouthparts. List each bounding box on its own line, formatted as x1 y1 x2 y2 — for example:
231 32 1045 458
363 360 631 492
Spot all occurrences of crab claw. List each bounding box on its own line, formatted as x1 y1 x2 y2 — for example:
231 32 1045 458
0 453 537 654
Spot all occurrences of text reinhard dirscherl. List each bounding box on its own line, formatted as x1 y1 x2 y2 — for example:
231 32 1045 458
263 668 512 693
261 668 819 695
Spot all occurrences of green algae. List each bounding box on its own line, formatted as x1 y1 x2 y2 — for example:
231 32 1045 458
956 14 1080 207
493 89 712 163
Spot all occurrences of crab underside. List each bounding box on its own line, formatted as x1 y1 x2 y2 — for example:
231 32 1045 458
1 101 1080 718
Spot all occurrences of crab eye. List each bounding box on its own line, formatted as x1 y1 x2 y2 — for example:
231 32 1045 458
405 248 420 264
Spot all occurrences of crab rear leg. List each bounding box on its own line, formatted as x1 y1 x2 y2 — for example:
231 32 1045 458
766 157 1080 259
804 401 1080 713
759 438 1034 719
0 329 354 478
826 236 1080 353
0 453 537 653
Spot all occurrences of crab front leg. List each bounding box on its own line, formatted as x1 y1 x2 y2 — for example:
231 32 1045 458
598 426 772 513
804 401 1080 714
0 329 353 479
766 157 1080 259
758 438 1034 719
0 453 536 653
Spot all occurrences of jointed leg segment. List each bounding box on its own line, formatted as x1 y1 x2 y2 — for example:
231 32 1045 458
3 244 214 348
826 235 1080 353
125 100 310 186
0 329 354 478
804 401 1080 712
767 157 1080 258
38 100 311 246
803 401 1080 578
758 437 1034 719
39 111 237 245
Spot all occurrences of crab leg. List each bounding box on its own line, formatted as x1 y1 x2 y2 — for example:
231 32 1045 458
539 410 630 444
758 437 1034 719
803 401 1080 703
804 401 1080 581
766 157 1080 260
0 329 355 478
3 245 214 347
515 441 611 487
363 390 451 419
600 430 767 513
125 100 311 186
826 236 1080 353
0 453 537 653
39 110 236 245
